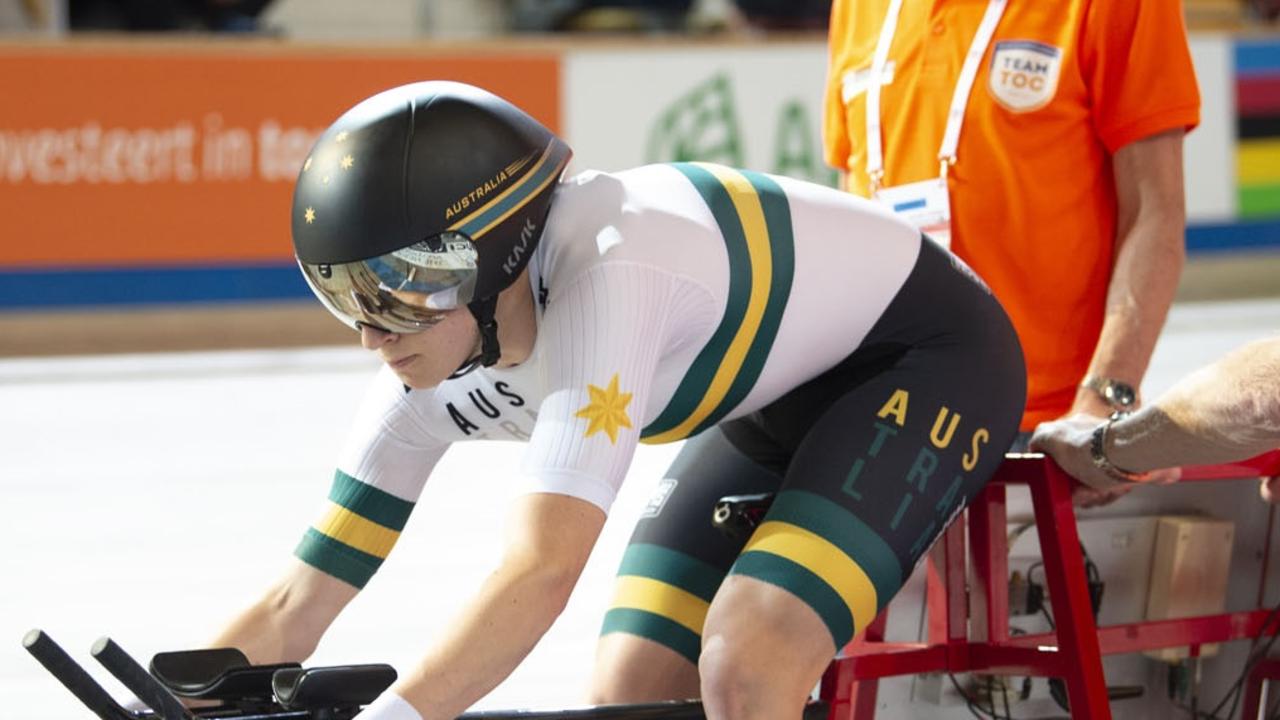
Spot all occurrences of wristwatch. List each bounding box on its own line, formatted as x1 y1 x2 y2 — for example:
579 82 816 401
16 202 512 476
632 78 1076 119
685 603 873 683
1080 375 1138 413
1089 414 1149 484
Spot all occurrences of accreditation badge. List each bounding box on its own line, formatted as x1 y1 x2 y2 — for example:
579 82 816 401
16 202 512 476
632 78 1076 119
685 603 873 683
873 177 953 248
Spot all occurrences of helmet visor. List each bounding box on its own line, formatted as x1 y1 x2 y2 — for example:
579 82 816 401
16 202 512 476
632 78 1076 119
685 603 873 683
299 232 479 334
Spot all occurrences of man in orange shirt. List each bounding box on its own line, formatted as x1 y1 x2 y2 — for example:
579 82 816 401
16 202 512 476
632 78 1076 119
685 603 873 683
824 0 1201 504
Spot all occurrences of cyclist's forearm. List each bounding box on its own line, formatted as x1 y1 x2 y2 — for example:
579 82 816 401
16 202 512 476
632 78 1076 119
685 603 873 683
395 555 576 720
210 560 357 664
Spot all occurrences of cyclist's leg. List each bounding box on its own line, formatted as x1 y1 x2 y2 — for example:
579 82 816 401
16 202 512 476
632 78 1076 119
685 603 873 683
589 427 783 704
699 240 1027 718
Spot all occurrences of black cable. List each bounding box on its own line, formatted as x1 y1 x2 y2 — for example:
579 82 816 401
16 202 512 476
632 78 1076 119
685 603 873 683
1192 598 1280 720
986 675 1005 720
1027 561 1044 589
1000 677 1013 719
948 673 1004 720
1215 601 1280 719
1040 604 1056 630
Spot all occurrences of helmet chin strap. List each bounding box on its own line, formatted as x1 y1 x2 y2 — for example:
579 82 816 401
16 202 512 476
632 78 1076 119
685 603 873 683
447 296 501 379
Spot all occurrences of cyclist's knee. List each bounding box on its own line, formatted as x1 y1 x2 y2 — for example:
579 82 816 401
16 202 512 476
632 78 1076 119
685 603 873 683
697 579 834 718
698 631 812 720
698 633 768 716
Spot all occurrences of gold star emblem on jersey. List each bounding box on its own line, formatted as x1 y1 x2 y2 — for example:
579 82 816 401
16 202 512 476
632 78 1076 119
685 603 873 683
575 374 633 444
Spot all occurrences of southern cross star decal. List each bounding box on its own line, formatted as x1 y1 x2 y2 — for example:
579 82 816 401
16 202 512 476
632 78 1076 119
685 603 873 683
574 373 633 444
300 131 357 226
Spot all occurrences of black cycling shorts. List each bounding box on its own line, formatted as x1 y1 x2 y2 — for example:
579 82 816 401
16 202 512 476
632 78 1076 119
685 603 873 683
600 238 1027 661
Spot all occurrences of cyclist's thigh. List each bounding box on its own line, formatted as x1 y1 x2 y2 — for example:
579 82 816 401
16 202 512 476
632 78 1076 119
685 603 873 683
725 239 1026 650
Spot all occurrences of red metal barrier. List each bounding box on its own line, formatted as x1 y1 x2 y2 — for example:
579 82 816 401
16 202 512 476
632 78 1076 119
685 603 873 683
819 450 1280 720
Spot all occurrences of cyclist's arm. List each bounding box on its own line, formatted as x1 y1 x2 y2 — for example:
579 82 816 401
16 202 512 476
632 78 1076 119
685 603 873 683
209 560 359 663
392 492 605 720
382 261 677 718
215 367 444 663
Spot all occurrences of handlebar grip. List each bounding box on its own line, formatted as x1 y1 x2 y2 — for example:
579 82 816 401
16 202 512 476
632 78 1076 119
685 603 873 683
91 637 196 720
23 630 136 720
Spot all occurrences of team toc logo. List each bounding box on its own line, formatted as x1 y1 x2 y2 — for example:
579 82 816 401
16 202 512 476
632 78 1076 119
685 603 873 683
988 40 1062 113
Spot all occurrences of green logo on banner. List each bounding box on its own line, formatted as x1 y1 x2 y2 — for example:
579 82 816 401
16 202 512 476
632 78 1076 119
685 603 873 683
646 73 837 188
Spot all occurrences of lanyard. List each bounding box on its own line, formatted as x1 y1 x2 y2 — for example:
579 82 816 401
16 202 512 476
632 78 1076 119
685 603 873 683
865 0 1008 191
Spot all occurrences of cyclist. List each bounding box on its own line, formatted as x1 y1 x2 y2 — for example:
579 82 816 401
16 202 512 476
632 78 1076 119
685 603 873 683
210 81 1026 720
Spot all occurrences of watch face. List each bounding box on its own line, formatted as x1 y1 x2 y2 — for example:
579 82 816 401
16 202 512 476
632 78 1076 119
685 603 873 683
1106 382 1137 408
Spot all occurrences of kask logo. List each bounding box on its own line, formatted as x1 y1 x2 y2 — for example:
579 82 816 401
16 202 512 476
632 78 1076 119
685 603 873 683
502 217 537 275
988 40 1062 113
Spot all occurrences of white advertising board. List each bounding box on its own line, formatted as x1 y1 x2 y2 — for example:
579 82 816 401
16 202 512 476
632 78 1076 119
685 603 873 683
563 36 1234 221
564 43 839 187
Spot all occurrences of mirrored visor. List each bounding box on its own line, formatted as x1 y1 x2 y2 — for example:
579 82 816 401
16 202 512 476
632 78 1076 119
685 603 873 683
299 231 479 334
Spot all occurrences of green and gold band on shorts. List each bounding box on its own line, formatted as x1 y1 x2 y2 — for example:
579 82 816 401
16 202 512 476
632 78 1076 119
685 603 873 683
600 543 725 664
730 490 903 648
294 470 415 588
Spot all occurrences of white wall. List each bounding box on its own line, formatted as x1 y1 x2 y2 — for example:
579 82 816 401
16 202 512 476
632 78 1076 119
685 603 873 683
564 36 1239 222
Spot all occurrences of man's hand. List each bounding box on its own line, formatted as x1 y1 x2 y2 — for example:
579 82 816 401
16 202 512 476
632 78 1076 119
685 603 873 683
1031 414 1125 500
1030 414 1178 507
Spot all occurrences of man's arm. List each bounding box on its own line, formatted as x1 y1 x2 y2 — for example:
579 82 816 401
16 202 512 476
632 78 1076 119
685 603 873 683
1032 337 1280 490
209 560 359 663
1069 128 1187 418
388 492 606 720
1108 338 1280 469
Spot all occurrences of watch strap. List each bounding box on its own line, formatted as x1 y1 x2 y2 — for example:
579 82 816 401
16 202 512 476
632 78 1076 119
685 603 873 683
1089 414 1149 484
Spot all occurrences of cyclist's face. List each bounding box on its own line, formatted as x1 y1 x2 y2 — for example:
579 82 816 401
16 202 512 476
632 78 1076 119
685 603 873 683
359 309 478 389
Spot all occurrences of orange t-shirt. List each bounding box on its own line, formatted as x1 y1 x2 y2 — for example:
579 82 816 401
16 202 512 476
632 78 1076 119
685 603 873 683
824 0 1200 430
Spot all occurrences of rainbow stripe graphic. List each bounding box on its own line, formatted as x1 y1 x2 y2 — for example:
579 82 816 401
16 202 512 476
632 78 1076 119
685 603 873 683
1237 39 1280 219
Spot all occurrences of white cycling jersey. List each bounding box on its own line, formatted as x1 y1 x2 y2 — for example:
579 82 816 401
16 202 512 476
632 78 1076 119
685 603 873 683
297 162 922 588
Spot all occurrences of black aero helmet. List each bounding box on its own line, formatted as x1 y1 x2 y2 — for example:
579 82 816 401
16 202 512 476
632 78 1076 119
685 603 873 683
291 81 573 370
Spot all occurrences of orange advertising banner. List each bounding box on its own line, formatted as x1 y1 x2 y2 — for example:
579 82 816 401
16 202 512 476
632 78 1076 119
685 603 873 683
0 42 561 270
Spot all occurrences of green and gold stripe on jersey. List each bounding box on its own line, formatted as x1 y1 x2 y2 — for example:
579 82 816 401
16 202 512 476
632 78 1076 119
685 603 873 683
294 470 414 588
640 162 796 445
730 490 904 647
600 543 725 663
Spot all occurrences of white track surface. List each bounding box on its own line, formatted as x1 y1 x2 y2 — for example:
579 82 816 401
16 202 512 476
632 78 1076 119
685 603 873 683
3 298 1279 719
